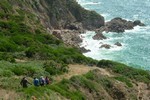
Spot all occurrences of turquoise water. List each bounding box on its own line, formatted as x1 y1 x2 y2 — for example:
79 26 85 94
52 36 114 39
78 0 150 70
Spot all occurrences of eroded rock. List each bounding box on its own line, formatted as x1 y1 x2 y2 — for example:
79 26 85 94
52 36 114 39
100 44 111 49
79 47 91 53
104 17 145 33
114 42 122 46
93 33 106 40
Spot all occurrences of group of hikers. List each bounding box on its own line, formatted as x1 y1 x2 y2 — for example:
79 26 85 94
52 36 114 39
20 76 51 88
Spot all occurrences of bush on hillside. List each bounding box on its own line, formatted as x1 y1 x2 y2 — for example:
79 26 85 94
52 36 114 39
43 60 68 75
97 60 150 83
0 52 15 62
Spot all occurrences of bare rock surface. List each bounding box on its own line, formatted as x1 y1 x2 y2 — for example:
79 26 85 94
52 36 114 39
114 42 122 46
100 44 111 49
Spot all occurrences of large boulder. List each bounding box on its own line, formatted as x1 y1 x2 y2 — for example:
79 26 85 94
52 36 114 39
52 30 83 47
64 22 83 31
52 30 62 39
105 17 134 33
105 17 145 33
93 33 106 40
79 47 91 53
114 42 122 46
133 20 145 26
100 44 111 49
71 36 83 44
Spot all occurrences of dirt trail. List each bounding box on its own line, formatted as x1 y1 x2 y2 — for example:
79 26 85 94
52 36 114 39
54 64 112 82
0 89 20 100
137 82 150 100
0 64 112 99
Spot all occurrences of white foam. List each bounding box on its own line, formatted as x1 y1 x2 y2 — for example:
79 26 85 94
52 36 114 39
80 31 125 61
81 2 101 6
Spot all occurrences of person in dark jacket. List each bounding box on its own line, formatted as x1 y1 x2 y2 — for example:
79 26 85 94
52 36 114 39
45 76 50 85
20 77 31 88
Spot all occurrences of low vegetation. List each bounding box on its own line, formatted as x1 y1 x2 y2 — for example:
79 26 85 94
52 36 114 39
97 60 150 83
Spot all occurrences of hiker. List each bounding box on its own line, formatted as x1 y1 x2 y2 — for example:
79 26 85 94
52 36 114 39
33 77 39 86
39 76 45 86
20 77 31 88
45 76 50 85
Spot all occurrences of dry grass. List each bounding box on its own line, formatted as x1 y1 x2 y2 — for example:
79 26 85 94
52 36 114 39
0 89 21 100
54 64 113 82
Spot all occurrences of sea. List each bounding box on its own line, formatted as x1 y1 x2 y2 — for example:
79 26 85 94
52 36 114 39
77 0 150 70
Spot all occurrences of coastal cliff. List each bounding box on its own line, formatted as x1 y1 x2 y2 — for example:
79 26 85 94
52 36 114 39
1 0 104 31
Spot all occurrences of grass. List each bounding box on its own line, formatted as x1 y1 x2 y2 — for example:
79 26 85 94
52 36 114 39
97 60 150 83
114 76 133 87
49 79 86 100
0 12 97 65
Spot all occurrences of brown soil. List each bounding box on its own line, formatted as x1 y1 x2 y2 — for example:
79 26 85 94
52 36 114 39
0 89 20 100
54 64 112 82
137 82 150 100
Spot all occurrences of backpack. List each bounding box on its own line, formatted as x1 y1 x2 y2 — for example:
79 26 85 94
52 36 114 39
45 78 50 84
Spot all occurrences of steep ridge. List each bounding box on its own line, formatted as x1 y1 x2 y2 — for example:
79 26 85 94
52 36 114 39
1 0 104 31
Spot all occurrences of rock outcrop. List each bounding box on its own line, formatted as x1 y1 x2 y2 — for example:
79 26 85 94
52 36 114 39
93 32 106 40
96 17 145 33
114 42 122 46
37 0 104 30
52 30 82 47
100 44 111 49
66 0 105 30
64 22 83 31
4 0 104 31
133 20 145 26
79 47 91 53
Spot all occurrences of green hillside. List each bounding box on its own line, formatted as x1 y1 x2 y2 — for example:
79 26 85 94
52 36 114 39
0 0 149 100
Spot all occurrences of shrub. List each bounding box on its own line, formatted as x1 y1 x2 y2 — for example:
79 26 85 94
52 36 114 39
114 76 133 87
97 60 115 68
49 79 86 100
11 66 27 76
44 60 68 75
0 39 17 52
11 35 34 47
0 52 15 62
25 47 38 58
0 69 14 77
97 60 150 83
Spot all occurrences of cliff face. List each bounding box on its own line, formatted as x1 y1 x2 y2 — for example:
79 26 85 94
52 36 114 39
40 0 104 30
1 0 104 31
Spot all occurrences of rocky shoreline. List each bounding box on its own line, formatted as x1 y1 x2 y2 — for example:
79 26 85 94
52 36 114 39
53 17 145 51
41 0 145 52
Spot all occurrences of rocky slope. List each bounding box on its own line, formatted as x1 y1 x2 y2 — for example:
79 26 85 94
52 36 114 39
0 0 104 47
1 0 104 30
